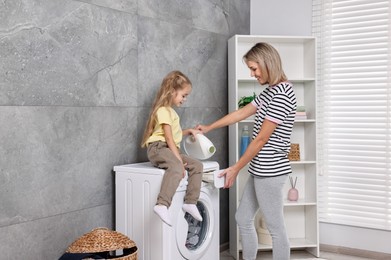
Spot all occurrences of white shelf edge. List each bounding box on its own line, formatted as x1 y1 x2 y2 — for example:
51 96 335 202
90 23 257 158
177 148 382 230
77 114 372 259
238 238 319 251
284 199 317 206
290 160 316 165
234 35 316 44
240 119 255 123
237 161 316 166
295 119 316 123
237 78 315 83
240 119 316 123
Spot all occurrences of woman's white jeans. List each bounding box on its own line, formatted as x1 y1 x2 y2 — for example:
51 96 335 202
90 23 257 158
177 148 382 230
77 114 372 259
236 174 290 260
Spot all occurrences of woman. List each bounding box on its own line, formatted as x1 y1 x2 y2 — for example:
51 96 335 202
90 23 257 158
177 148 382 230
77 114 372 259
197 42 296 260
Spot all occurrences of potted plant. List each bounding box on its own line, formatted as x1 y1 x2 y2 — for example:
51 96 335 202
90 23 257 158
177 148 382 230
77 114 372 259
238 92 256 108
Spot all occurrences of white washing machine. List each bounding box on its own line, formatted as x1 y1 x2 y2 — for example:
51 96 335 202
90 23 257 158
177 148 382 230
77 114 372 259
114 161 220 260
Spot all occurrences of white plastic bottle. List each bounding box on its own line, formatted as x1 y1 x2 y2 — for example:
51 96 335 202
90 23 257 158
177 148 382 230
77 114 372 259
240 125 250 156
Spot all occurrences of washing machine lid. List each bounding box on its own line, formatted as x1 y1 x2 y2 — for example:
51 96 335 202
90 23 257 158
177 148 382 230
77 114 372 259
113 162 165 175
114 161 218 176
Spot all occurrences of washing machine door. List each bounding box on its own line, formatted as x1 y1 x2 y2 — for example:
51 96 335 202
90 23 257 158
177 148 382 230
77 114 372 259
175 191 215 260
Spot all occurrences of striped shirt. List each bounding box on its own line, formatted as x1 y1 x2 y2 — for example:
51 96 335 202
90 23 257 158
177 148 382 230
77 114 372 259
248 82 297 177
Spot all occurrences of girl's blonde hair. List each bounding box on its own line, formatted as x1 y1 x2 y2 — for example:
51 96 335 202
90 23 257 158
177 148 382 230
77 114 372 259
243 42 287 86
141 70 192 147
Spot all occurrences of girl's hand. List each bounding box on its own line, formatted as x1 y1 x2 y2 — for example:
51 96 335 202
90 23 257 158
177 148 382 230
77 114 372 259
187 128 202 137
218 166 240 188
183 162 188 178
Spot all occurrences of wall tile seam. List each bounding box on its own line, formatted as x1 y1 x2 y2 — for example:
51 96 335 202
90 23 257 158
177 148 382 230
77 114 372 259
0 203 112 229
0 105 137 108
137 14 231 37
77 1 137 15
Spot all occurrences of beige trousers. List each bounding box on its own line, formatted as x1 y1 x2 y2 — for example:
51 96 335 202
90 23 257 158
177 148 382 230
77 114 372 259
147 141 203 207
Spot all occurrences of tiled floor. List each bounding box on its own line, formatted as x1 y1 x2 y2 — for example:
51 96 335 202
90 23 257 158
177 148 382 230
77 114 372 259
220 250 376 260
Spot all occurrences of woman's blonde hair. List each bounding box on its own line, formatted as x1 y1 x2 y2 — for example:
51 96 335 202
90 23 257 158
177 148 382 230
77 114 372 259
243 42 287 85
141 70 192 147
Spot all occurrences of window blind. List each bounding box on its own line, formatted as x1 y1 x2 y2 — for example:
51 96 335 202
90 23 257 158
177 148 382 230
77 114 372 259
312 0 391 230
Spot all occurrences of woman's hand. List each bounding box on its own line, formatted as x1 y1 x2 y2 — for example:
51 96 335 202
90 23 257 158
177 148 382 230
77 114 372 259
195 124 211 134
182 128 202 139
218 166 240 188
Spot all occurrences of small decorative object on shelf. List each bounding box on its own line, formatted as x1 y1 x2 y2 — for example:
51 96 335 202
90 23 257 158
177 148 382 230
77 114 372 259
288 143 300 161
297 105 306 112
238 92 256 108
295 106 307 120
288 176 299 201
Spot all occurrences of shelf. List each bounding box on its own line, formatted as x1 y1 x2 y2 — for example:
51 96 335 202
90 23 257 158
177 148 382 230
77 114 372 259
289 238 319 249
240 119 254 123
238 238 319 251
290 238 318 249
240 119 316 123
284 199 317 206
295 119 315 123
238 78 315 83
290 160 316 165
234 35 316 43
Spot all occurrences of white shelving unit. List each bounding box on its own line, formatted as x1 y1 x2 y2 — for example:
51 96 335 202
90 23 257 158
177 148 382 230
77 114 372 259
228 35 319 259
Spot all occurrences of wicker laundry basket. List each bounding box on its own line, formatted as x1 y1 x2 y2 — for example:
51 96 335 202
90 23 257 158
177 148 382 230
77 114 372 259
65 227 137 260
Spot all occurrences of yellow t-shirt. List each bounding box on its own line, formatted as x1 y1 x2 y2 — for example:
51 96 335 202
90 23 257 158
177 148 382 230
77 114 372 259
146 107 182 148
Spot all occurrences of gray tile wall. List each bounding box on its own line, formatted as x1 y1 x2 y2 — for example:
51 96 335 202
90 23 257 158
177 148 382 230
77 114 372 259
0 0 250 259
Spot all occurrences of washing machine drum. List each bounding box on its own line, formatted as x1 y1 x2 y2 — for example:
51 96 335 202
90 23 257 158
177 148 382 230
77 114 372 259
175 192 215 260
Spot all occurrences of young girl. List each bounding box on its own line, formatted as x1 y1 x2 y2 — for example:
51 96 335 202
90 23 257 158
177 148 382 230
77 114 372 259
141 70 204 226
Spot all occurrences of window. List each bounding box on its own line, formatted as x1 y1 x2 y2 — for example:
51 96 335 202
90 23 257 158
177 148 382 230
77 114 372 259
313 0 391 230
